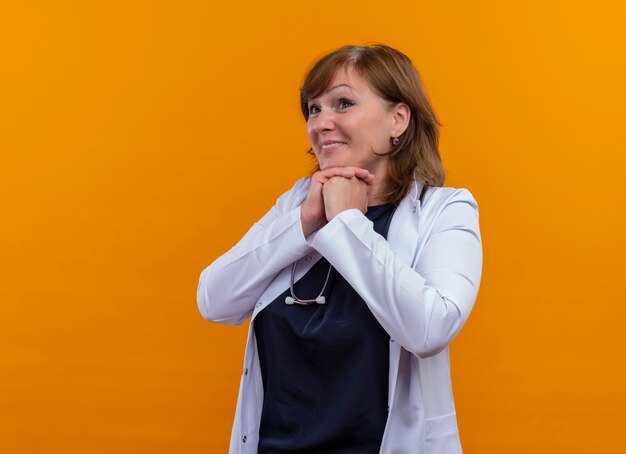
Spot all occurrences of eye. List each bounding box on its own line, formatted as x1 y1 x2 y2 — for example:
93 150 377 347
308 104 321 116
337 98 354 110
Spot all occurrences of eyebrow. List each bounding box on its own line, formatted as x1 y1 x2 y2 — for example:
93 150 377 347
309 84 355 102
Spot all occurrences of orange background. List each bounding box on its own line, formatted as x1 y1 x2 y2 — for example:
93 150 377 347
1 1 625 452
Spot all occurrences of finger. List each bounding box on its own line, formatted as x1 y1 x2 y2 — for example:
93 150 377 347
318 168 356 179
314 167 376 185
338 167 374 182
350 169 375 183
357 173 376 184
351 167 371 176
323 174 371 189
312 172 333 184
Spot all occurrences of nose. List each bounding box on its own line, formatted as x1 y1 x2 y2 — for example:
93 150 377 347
310 108 335 134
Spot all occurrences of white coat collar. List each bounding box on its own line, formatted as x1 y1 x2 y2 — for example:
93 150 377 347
387 180 424 268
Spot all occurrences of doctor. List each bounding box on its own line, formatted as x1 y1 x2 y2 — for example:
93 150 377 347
198 44 482 453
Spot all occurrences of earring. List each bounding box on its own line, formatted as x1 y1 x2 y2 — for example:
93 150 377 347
391 137 400 146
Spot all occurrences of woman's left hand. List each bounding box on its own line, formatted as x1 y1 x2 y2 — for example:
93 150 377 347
322 176 369 222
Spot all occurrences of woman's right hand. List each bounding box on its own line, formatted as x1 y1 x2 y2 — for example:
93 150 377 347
300 167 374 237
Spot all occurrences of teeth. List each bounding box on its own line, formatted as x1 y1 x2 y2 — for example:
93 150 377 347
321 142 344 149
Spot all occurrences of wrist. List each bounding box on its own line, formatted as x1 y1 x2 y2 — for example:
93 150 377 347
300 211 323 237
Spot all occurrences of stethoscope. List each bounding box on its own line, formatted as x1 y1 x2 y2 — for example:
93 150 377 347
285 259 332 305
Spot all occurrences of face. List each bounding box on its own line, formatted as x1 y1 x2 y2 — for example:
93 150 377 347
306 66 406 175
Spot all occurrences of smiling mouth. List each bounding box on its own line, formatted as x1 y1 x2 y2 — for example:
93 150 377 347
320 142 346 150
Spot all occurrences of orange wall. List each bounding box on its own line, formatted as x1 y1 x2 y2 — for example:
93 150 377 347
1 1 625 452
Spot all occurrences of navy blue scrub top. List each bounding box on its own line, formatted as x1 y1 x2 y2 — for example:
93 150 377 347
254 204 397 453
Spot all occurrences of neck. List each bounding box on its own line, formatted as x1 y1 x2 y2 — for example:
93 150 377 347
367 172 388 205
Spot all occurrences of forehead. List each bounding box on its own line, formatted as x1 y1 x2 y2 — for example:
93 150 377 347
309 65 373 100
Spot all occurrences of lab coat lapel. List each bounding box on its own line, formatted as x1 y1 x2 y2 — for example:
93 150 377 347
385 181 423 409
387 181 422 268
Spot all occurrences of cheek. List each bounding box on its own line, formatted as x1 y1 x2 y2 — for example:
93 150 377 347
306 120 316 138
344 114 372 140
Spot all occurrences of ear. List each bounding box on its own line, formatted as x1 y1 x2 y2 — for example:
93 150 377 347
391 103 410 137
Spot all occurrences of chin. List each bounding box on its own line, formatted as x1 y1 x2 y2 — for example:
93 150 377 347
318 160 352 171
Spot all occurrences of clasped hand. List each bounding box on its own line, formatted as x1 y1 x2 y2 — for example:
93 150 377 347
300 167 374 237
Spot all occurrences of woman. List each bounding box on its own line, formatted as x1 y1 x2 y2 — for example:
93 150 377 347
198 44 482 454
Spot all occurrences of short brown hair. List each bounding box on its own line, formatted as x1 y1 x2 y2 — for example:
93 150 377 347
300 44 445 204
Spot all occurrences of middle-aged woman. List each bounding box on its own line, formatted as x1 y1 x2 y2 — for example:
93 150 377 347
197 44 483 454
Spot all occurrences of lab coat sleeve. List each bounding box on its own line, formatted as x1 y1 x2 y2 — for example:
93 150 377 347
308 188 482 358
197 178 311 325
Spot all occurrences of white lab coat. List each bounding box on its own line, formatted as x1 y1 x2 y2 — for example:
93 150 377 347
197 177 482 453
